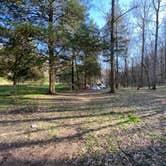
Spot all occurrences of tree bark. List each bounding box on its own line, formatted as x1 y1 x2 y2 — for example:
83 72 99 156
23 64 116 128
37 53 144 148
12 72 17 86
13 77 17 86
164 40 166 79
115 20 119 89
152 5 159 90
48 0 55 95
84 71 87 89
71 52 75 91
141 18 145 87
75 54 80 89
110 0 115 93
124 56 128 87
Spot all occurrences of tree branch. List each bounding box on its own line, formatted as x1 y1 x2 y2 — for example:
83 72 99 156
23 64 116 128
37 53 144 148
114 6 138 23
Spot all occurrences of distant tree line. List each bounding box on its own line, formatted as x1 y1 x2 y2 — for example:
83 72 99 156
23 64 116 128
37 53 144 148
0 0 165 94
101 0 166 91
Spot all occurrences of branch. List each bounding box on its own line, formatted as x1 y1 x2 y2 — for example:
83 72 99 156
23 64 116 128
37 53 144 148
55 45 65 56
114 6 138 23
152 0 157 11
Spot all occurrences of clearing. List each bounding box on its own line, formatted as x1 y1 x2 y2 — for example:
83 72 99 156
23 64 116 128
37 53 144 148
0 86 166 166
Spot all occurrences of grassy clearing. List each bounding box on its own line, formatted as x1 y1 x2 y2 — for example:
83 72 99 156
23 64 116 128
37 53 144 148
0 85 166 165
0 84 69 96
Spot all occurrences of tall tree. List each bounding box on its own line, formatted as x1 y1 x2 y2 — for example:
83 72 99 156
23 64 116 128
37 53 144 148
152 0 161 90
29 0 85 94
110 0 116 93
0 23 43 85
132 0 151 87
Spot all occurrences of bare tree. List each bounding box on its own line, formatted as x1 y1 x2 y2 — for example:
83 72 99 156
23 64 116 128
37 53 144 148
152 0 161 90
110 0 116 93
132 0 151 87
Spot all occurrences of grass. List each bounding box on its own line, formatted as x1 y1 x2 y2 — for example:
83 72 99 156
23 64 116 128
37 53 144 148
0 77 12 85
0 84 69 97
0 85 165 165
128 113 142 123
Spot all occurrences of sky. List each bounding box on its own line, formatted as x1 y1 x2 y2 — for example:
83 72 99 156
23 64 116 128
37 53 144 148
88 0 133 69
88 0 166 69
89 0 166 28
88 0 132 28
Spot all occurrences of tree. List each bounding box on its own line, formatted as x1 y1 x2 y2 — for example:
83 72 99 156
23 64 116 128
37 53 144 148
152 0 162 90
110 0 116 93
1 0 85 94
102 2 130 90
131 0 152 88
68 21 101 89
0 23 43 85
59 1 86 90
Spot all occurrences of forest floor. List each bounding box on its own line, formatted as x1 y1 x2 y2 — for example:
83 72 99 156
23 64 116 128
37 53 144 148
0 85 166 166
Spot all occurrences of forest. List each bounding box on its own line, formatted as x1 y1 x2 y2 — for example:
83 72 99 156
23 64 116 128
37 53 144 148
0 0 166 165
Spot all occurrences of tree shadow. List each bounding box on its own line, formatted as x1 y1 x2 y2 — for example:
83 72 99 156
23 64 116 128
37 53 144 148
1 105 165 152
0 142 165 166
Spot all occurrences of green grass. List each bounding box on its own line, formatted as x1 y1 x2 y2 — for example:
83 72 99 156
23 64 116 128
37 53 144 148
127 114 142 123
86 134 97 152
0 84 70 108
0 84 70 97
0 86 165 165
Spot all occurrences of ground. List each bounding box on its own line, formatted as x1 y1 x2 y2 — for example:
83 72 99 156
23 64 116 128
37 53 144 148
0 85 166 166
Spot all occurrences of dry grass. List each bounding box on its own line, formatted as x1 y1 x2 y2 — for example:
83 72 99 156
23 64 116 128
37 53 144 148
0 86 166 165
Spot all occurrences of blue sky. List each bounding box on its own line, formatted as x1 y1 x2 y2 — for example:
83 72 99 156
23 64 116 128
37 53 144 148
89 0 132 28
88 0 133 69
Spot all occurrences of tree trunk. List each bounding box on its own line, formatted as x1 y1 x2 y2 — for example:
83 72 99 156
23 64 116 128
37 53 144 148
115 20 119 89
152 0 160 90
141 18 145 87
13 72 17 86
131 58 136 87
71 53 74 91
144 57 151 89
160 50 164 80
164 44 166 79
75 55 80 89
110 0 115 93
13 78 17 86
48 0 55 95
124 56 128 87
84 71 87 89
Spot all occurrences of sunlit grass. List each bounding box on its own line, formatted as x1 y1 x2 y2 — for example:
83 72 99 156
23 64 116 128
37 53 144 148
0 85 165 165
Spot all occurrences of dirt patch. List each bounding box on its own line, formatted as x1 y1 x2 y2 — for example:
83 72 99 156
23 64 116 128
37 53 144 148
0 87 166 165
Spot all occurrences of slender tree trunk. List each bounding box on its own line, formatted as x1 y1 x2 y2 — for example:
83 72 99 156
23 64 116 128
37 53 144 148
12 72 17 86
141 19 145 87
75 55 80 89
160 51 164 80
144 57 151 89
71 52 74 90
13 77 17 86
131 58 134 86
84 71 87 89
115 21 119 89
110 0 115 93
164 22 166 79
124 56 128 87
152 1 160 90
164 44 166 79
48 0 55 95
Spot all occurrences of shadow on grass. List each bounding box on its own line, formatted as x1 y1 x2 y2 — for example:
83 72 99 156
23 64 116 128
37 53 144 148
0 86 166 166
0 111 130 124
0 106 165 152
0 142 165 166
0 119 131 152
